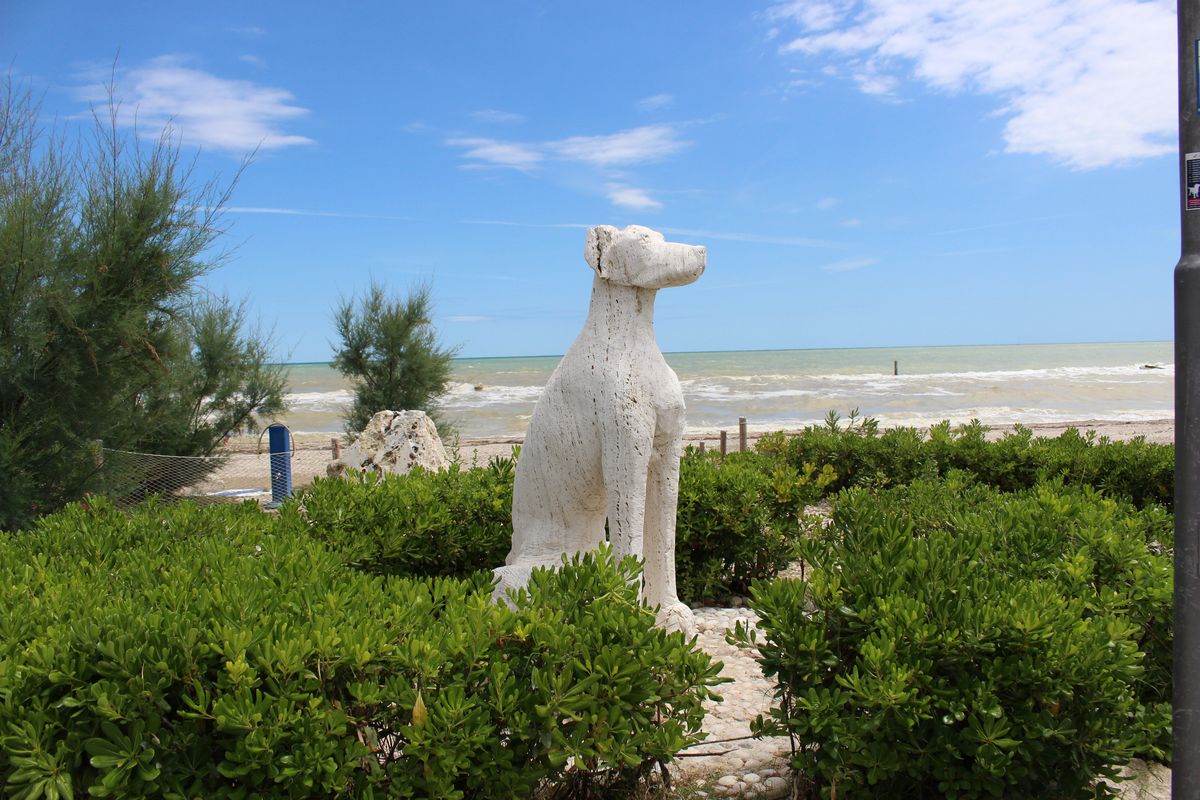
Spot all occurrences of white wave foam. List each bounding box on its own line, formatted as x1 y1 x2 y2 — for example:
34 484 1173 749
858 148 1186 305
285 390 353 411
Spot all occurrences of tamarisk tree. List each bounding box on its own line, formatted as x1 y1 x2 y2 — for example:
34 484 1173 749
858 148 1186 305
0 82 286 529
333 281 458 436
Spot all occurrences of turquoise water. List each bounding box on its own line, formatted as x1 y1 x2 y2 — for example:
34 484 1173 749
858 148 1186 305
279 341 1174 438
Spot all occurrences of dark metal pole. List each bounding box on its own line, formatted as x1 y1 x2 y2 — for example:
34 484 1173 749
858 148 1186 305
1177 2 1200 797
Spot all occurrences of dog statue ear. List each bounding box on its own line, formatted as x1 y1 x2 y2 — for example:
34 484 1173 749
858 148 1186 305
585 225 618 274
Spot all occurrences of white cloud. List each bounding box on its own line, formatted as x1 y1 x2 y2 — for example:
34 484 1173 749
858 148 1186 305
77 55 311 154
445 314 494 322
607 184 663 211
452 219 843 248
448 124 687 170
769 1 843 31
238 54 266 68
840 217 863 227
224 206 413 221
816 196 839 209
446 125 690 208
817 256 879 271
660 226 842 248
769 0 1175 168
471 109 525 124
551 125 687 166
638 93 675 111
445 137 543 170
227 25 266 37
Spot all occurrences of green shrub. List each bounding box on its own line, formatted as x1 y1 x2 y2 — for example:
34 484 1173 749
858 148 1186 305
757 414 1174 508
735 477 1171 798
0 500 722 799
675 450 816 604
280 457 516 578
289 450 813 606
834 475 1174 761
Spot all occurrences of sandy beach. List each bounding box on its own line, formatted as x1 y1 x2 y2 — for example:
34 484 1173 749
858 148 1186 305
205 418 1175 499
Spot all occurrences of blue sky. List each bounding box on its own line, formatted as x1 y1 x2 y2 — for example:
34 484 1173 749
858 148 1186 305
3 0 1179 361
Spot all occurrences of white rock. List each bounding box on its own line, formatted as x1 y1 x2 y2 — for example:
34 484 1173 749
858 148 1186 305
762 775 789 798
328 410 449 476
717 775 740 787
743 772 761 784
1115 759 1171 800
494 225 706 637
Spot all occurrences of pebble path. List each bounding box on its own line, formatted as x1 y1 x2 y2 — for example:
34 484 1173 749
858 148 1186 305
669 606 793 799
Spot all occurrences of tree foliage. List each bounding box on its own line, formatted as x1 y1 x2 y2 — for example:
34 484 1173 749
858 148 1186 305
332 281 458 435
0 80 286 529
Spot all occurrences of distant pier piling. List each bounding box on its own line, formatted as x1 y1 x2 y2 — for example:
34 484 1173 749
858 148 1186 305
894 360 899 376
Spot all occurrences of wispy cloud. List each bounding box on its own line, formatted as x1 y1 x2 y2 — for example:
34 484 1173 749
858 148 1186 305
551 125 687 166
226 25 266 37
224 206 413 221
445 137 543 170
76 55 312 154
816 256 879 271
935 214 1075 235
446 124 690 209
661 226 843 248
456 219 843 248
238 54 266 69
447 124 688 170
471 109 525 124
606 184 663 211
456 219 589 230
444 314 495 322
816 196 839 209
940 247 1011 257
768 0 1175 168
638 93 675 111
840 218 863 227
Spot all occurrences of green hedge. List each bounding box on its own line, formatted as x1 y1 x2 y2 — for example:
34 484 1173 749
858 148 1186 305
279 458 516 579
287 451 812 605
735 475 1172 798
675 450 822 603
755 416 1174 508
0 500 722 799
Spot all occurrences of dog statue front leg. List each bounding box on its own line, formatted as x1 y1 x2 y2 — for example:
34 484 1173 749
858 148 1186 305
643 427 696 637
600 414 654 569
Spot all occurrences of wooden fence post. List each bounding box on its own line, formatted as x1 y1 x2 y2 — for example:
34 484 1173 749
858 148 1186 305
719 430 727 458
331 438 340 459
738 417 747 452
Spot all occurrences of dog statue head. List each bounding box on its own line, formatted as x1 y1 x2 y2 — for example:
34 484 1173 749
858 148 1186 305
584 225 705 289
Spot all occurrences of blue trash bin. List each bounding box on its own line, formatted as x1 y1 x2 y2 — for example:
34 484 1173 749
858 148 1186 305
266 423 293 508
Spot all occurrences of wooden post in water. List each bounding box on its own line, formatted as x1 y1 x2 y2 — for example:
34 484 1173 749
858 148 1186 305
331 438 340 459
894 360 898 376
719 430 727 458
738 417 747 452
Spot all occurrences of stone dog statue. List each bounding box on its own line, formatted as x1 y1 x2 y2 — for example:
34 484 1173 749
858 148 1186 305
493 224 705 635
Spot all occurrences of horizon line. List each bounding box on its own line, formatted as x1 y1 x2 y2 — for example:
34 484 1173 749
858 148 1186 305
274 338 1173 367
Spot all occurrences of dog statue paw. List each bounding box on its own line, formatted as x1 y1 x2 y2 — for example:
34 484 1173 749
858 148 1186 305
655 600 698 638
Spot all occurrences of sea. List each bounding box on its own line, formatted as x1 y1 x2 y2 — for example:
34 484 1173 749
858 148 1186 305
278 341 1174 439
